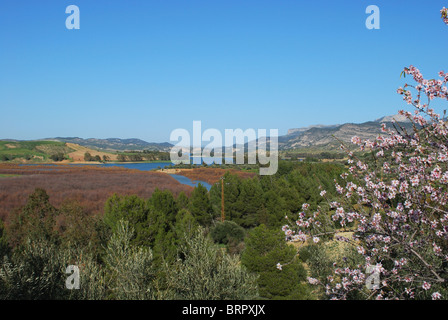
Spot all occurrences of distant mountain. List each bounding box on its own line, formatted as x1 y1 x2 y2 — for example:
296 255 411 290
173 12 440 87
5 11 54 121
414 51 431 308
48 137 173 152
287 124 340 135
374 114 411 123
277 114 415 151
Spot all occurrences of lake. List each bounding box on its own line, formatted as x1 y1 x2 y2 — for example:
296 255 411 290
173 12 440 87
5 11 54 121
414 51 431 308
167 174 212 191
20 161 215 191
96 162 212 191
99 162 173 171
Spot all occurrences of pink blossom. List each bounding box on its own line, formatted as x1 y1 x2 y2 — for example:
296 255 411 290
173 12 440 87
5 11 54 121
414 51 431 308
432 292 442 300
281 12 448 299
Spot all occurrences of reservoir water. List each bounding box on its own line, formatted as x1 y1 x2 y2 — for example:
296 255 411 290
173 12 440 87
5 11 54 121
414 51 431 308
167 174 212 191
99 163 212 190
99 162 173 171
21 161 215 191
94 162 212 191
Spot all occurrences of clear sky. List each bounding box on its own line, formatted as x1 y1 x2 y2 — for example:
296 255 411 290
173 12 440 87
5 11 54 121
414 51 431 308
1 0 447 142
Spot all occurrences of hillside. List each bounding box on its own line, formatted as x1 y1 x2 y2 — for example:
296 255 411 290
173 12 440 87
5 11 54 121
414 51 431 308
278 114 414 151
1 114 414 161
0 140 120 163
49 137 173 152
65 143 118 162
0 140 75 162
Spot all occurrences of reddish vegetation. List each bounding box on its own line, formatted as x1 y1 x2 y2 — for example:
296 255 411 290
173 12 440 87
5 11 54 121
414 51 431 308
0 164 193 221
177 168 257 185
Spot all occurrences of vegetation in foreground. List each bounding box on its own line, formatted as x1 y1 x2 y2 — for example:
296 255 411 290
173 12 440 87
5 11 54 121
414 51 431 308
0 161 347 300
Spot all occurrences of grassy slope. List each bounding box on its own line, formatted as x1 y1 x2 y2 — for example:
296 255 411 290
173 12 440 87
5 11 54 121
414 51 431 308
65 143 118 162
0 140 121 163
0 140 173 164
0 141 74 162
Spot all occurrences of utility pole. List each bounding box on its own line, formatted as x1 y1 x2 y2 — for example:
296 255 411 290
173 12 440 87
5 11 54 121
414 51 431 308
221 177 225 222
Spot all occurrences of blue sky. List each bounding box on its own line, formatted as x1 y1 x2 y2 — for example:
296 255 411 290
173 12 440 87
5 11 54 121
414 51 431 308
1 0 447 142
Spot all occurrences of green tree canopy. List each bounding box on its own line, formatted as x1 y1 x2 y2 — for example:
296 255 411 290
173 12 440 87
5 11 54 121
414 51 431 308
7 188 59 248
241 224 311 300
166 228 258 300
189 183 214 226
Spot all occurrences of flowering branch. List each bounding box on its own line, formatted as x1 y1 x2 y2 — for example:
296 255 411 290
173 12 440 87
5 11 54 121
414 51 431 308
281 8 448 300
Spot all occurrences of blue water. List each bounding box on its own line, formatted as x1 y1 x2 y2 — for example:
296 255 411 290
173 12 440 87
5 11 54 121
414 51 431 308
97 162 212 190
82 162 212 190
168 174 212 191
99 162 173 171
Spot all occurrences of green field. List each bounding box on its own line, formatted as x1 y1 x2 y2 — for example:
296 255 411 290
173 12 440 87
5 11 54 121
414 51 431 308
0 140 74 162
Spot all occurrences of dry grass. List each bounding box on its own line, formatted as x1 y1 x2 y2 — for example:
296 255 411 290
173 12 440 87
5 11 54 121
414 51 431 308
0 163 193 222
66 143 118 162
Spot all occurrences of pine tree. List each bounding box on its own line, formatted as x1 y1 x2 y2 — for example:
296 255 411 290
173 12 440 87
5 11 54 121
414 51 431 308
189 183 214 226
147 189 179 262
174 208 198 242
7 188 59 248
235 177 264 228
103 194 151 247
241 225 311 300
209 172 241 223
176 191 189 210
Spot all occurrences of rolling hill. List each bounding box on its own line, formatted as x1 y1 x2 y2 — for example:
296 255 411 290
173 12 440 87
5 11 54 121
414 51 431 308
0 139 170 163
1 114 415 162
48 137 173 152
0 140 76 162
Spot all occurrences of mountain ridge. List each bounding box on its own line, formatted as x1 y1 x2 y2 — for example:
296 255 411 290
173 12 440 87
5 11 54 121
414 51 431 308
278 114 414 151
44 137 173 152
1 114 414 153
